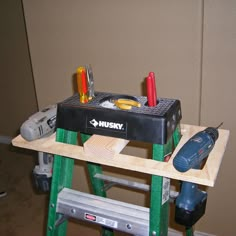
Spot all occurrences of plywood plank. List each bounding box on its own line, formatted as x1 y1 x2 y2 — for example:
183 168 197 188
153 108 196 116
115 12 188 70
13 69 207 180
84 135 129 158
12 124 229 187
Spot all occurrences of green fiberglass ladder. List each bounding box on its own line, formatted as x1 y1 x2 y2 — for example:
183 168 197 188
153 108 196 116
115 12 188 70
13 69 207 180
46 127 181 236
46 92 183 236
12 92 229 236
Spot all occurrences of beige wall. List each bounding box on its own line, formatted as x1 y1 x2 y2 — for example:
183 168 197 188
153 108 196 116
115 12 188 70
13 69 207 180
23 0 202 125
23 1 235 235
0 0 38 137
199 1 236 235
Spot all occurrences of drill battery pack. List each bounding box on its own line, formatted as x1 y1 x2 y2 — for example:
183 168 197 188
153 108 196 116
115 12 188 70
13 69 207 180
56 92 182 144
33 172 52 192
175 197 207 227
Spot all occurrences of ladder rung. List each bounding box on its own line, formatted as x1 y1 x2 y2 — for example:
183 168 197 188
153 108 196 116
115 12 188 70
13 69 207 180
57 188 149 236
94 174 179 202
94 173 150 191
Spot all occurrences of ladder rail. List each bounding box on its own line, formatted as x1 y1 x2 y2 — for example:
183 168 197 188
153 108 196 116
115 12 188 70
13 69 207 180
46 129 78 236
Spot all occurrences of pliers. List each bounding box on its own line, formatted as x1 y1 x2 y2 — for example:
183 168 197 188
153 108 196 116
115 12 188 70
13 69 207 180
114 98 141 110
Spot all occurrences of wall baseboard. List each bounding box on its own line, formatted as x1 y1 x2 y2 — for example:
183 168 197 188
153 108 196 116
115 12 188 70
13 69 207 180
0 135 13 144
168 228 216 236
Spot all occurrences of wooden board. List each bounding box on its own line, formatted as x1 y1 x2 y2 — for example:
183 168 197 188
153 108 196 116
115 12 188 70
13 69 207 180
84 135 129 158
11 124 229 187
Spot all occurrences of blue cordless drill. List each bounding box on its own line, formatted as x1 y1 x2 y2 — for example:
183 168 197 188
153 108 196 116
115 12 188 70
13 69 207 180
173 125 220 227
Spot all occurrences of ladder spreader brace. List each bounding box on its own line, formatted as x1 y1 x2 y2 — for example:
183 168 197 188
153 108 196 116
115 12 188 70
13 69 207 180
12 93 229 236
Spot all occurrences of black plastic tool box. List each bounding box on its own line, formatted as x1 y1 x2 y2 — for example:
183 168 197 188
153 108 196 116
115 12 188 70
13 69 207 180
56 92 182 144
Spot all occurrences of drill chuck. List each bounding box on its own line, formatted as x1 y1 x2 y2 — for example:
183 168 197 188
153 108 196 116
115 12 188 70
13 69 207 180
204 127 219 142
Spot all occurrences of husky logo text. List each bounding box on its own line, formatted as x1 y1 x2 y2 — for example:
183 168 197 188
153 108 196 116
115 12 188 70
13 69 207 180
89 119 124 130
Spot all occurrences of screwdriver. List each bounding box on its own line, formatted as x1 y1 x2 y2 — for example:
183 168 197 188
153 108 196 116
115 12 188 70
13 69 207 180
146 72 157 107
146 75 155 107
149 72 157 106
77 67 89 103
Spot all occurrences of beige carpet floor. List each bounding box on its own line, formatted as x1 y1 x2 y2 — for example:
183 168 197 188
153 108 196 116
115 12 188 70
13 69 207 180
0 144 48 236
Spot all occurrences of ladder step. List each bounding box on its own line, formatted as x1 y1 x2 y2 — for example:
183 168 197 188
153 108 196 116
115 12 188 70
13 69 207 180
94 173 150 191
57 188 149 236
94 174 179 202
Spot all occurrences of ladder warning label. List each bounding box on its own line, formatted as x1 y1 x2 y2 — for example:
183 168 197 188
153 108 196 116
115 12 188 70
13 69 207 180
85 213 96 222
162 177 170 205
84 213 118 228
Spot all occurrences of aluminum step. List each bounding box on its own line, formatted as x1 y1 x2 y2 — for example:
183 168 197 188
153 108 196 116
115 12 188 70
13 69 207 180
94 173 150 191
57 188 149 236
